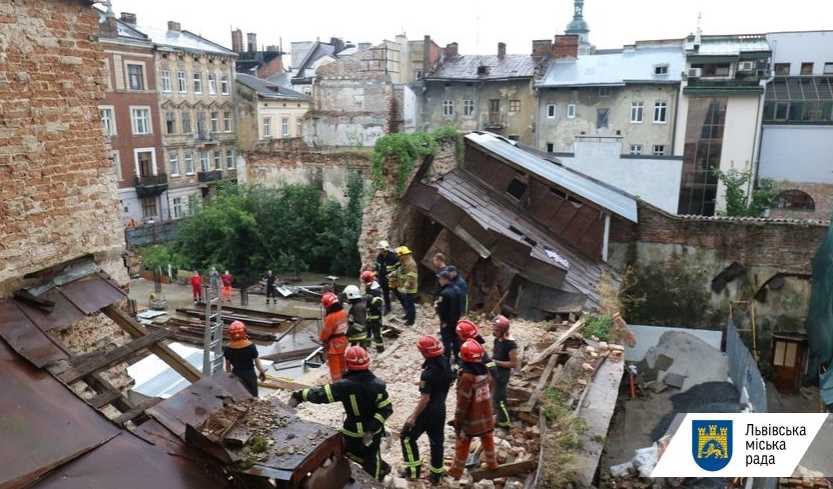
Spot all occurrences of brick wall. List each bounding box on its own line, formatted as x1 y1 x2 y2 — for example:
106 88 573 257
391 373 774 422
0 0 128 295
769 181 833 222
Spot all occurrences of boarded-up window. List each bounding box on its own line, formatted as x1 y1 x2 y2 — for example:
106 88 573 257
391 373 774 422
506 177 527 200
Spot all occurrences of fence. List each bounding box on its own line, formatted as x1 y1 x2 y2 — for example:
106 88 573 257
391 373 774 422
726 319 768 412
124 220 182 248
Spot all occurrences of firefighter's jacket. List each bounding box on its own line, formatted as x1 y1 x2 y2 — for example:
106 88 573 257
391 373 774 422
454 362 495 436
347 300 368 342
397 256 418 294
321 308 348 355
301 370 393 439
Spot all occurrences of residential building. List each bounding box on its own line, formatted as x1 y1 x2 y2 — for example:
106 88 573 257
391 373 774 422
759 31 833 220
232 29 286 79
235 73 310 151
98 11 167 226
536 38 685 156
289 38 355 95
675 33 772 215
421 41 541 144
141 20 238 217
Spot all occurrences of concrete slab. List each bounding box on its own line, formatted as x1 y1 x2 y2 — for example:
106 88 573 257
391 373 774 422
627 325 723 362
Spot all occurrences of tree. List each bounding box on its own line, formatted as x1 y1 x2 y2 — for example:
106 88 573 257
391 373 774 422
718 169 776 217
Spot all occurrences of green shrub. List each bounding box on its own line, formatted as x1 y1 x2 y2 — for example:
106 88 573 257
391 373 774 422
371 126 463 195
582 313 613 341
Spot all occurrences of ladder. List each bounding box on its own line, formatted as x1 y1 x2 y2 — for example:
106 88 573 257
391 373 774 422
202 283 225 376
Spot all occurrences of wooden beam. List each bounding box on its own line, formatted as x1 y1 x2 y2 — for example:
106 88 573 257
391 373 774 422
522 359 561 412
84 372 134 413
471 459 537 482
102 305 201 382
259 376 311 391
112 398 162 427
530 318 585 365
87 389 123 409
59 329 171 383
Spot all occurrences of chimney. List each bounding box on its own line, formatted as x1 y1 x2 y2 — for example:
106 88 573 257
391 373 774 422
330 37 345 53
247 33 257 53
497 42 506 59
445 42 459 59
119 12 136 25
532 39 553 59
231 29 244 53
553 35 579 59
167 21 181 32
422 35 432 74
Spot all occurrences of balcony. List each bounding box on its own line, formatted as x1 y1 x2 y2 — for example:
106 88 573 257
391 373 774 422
198 170 223 183
685 78 764 96
134 173 168 198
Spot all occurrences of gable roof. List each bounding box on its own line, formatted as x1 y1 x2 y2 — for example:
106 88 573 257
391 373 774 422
236 73 309 101
426 54 537 81
140 25 235 56
537 45 685 87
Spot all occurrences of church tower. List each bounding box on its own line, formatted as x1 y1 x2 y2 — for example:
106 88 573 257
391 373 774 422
565 0 591 50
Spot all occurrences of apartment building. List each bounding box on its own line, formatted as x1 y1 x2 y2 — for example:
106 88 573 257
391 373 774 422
235 74 310 151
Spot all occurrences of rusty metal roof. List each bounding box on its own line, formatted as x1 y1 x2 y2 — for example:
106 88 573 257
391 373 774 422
0 300 68 367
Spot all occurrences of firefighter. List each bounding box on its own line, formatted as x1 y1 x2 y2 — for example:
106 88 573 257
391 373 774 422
321 292 348 381
344 285 369 347
396 245 418 326
400 335 453 485
264 269 277 305
436 269 461 364
449 339 498 479
361 271 385 352
223 321 267 397
290 346 393 482
375 240 400 315
492 315 518 429
456 319 497 376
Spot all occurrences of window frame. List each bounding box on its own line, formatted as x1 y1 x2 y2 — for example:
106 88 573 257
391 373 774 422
210 111 219 133
598 87 611 97
133 147 157 177
165 111 176 135
208 73 217 95
181 111 192 134
213 150 221 170
653 101 668 124
774 63 791 76
200 151 210 172
654 64 669 76
630 102 644 123
596 108 609 129
193 72 203 94
630 144 642 156
263 116 272 138
652 144 666 156
824 63 833 75
168 149 180 176
800 62 814 75
126 62 146 91
184 151 195 175
442 99 455 117
160 69 172 93
225 149 235 169
546 143 554 153
567 104 576 119
112 150 122 181
129 106 152 135
223 111 232 132
141 196 158 219
99 105 117 136
281 117 290 137
177 71 187 93
172 197 183 219
220 75 230 95
509 99 521 113
463 99 475 117
547 104 556 118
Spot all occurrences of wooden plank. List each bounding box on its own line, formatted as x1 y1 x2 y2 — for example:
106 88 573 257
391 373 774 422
112 398 162 427
522 356 561 413
87 389 123 409
259 376 312 391
102 305 202 383
59 329 171 383
84 372 134 413
530 318 585 365
471 459 537 482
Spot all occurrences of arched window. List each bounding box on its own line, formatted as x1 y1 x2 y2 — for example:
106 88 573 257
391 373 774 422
775 190 815 211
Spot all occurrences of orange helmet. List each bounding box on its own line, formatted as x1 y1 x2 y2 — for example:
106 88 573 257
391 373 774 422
493 315 510 337
344 345 371 371
229 320 247 340
456 319 480 341
321 292 339 309
460 338 485 363
360 270 376 284
417 335 444 359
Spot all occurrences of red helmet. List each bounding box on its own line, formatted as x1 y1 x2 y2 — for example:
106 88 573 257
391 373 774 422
229 320 247 340
344 345 371 371
456 319 480 341
493 315 510 336
460 338 484 363
417 335 444 358
321 292 339 309
360 270 376 284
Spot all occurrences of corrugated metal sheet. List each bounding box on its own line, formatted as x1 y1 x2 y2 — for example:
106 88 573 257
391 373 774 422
465 132 639 223
59 274 125 315
0 301 68 367
15 288 83 332
537 46 685 87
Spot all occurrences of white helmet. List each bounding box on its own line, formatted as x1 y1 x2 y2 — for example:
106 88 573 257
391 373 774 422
343 285 362 301
377 240 390 250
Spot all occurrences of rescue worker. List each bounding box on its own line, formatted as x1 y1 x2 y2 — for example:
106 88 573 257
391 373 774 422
344 285 369 347
290 346 393 482
492 315 518 428
209 266 221 298
449 339 498 479
436 269 461 364
456 319 497 376
223 321 267 397
400 335 453 485
431 252 448 273
396 245 418 326
190 271 202 303
361 271 385 352
264 269 277 305
221 270 233 303
321 292 348 380
447 266 469 317
375 240 400 315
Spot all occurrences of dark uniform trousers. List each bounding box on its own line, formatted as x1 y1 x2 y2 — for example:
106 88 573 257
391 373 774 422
493 367 512 427
440 326 460 363
400 409 446 478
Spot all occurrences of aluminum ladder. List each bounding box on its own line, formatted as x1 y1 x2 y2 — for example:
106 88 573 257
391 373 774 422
202 283 225 376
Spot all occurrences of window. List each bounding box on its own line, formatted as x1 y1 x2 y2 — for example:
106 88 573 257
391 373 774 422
774 63 791 76
223 111 232 132
825 63 833 75
165 111 176 134
463 99 475 116
181 111 192 134
200 151 209 172
210 111 219 133
130 107 151 135
546 143 554 153
567 104 576 119
547 104 556 118
221 75 230 95
801 62 814 75
213 150 222 170
281 117 289 137
296 118 303 137
630 144 642 155
442 100 454 117
506 177 527 200
177 71 187 93
509 100 521 113
184 151 194 175
596 108 609 129
775 190 815 211
196 112 206 136
630 102 644 123
135 149 155 177
188 194 197 216
112 150 122 181
599 87 611 97
161 69 172 92
193 72 203 94
225 149 235 169
773 102 789 121
103 58 112 91
127 63 145 90
172 197 183 219
773 340 799 368
263 117 272 137
208 74 217 95
168 150 179 176
99 106 116 136
654 64 669 76
652 144 666 156
141 197 158 219
654 101 668 123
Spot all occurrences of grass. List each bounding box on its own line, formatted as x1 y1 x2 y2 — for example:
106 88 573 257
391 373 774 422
581 313 613 342
539 388 589 488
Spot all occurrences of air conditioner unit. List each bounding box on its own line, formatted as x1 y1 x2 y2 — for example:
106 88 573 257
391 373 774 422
738 61 756 72
688 67 703 78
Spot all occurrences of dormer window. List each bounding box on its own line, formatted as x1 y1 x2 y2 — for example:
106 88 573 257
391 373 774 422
477 65 490 76
654 64 669 76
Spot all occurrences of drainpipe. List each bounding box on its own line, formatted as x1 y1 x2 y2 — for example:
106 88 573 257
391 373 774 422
670 84 681 155
752 70 774 187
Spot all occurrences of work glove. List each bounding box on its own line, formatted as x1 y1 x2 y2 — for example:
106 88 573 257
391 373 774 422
288 390 303 408
362 431 374 447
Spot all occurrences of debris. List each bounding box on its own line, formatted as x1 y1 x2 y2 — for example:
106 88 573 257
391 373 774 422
662 372 686 389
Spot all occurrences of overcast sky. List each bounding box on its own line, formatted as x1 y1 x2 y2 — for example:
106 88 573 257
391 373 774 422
111 0 833 63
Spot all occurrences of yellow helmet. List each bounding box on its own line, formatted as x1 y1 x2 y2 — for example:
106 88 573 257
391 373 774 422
396 245 412 256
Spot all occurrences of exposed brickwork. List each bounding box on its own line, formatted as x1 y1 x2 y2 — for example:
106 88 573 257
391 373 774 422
769 181 833 222
553 35 579 59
